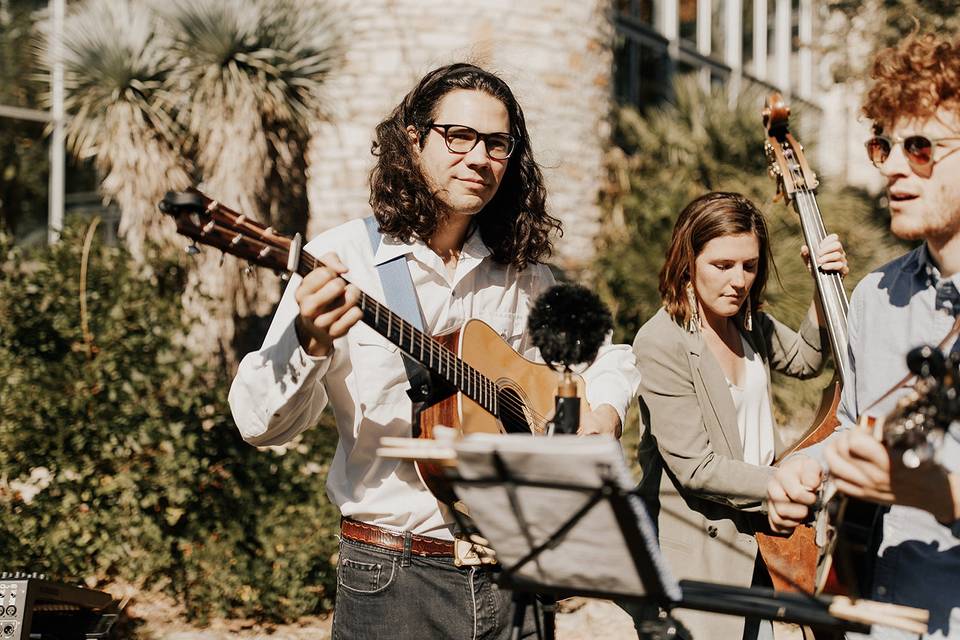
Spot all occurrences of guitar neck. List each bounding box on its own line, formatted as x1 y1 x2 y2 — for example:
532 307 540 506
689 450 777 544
157 189 503 416
294 251 499 413
793 190 852 386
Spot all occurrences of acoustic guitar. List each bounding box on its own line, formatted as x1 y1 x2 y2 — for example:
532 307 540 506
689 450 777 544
158 189 585 501
812 345 959 598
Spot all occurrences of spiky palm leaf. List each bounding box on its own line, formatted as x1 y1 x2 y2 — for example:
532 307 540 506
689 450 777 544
158 0 339 227
38 0 191 260
155 0 341 358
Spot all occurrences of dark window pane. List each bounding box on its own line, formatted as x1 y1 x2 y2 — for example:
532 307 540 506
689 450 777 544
680 0 697 43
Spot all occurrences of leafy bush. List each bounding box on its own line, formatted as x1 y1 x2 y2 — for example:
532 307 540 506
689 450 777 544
0 220 340 624
594 77 902 435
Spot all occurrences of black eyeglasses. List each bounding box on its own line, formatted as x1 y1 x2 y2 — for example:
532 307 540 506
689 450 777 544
865 134 960 173
428 124 517 160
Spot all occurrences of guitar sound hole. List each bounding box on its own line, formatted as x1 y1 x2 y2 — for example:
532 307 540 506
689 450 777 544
496 386 532 434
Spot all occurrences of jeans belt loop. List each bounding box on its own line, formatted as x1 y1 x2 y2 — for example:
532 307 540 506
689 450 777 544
401 531 413 567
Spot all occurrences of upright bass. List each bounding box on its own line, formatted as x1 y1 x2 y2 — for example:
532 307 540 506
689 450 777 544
754 93 854 595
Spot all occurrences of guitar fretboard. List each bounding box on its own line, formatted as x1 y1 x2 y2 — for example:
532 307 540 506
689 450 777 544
297 252 500 413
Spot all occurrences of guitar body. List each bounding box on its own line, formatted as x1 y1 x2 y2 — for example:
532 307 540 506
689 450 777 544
414 319 586 501
826 497 882 597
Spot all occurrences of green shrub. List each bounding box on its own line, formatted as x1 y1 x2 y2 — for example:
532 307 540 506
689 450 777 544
0 220 340 624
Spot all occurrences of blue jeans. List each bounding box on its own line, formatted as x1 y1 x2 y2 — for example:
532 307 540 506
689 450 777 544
333 537 541 639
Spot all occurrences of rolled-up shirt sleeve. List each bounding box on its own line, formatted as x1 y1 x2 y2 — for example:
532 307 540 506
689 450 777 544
228 275 333 447
581 339 641 426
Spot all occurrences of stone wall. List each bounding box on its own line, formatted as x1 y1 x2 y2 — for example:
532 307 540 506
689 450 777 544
306 0 613 268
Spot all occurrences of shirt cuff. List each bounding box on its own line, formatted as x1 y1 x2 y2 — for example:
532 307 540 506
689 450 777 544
282 317 333 376
799 314 828 352
584 376 632 427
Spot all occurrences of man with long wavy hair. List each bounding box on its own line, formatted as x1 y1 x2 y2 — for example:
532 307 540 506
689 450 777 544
767 34 960 638
229 63 639 638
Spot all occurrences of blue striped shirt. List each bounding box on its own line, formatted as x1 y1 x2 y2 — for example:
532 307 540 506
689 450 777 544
838 243 960 640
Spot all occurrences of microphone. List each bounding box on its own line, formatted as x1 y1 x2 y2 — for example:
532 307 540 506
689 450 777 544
528 284 613 435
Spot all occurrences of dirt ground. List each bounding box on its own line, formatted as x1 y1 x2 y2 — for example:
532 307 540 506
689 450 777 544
123 591 638 639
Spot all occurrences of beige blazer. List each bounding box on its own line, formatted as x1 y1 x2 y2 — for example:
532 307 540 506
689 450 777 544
632 307 826 640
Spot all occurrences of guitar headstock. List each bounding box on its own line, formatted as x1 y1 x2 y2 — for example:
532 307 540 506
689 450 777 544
158 189 299 274
881 345 959 468
762 92 819 202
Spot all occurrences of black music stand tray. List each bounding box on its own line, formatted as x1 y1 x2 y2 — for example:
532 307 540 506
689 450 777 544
444 435 874 640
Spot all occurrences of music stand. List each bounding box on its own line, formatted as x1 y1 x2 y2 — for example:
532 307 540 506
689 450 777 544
443 434 883 640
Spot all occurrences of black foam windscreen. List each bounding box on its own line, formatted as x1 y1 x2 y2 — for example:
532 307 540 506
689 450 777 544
528 283 613 368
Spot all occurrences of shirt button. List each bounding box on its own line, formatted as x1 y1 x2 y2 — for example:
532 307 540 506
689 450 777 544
707 526 718 538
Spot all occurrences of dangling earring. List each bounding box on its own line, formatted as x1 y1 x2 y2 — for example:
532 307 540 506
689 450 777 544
743 301 753 332
686 282 701 332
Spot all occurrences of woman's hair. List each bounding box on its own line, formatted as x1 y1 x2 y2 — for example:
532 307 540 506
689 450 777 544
369 63 560 270
659 192 773 328
864 32 960 131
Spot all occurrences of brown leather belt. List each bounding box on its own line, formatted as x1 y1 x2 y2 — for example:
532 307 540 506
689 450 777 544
340 518 454 557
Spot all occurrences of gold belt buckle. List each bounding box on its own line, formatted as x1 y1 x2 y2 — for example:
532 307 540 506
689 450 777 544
453 534 498 567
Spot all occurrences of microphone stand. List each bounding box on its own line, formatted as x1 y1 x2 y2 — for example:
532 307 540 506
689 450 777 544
511 367 581 639
549 368 580 436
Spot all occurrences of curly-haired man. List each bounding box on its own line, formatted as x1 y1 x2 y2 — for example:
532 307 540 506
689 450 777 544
228 63 639 638
767 34 960 639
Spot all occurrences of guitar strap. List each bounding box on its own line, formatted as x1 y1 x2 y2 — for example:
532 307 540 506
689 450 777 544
363 216 433 436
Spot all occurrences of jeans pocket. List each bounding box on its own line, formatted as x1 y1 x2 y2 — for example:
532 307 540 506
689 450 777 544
337 547 397 594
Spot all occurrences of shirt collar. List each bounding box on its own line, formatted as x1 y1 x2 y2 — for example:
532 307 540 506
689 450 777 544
371 224 492 266
909 242 960 287
460 225 492 261
905 242 933 276
372 232 415 266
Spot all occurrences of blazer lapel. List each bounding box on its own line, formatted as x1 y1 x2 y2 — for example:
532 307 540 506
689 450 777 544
684 329 745 460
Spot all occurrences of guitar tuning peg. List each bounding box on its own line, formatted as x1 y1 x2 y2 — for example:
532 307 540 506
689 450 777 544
185 242 201 256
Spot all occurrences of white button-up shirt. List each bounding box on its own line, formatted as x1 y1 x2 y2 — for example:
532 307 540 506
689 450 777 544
229 218 640 538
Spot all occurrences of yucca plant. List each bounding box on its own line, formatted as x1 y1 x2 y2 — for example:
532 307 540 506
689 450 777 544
38 0 191 261
39 0 341 361
156 0 341 357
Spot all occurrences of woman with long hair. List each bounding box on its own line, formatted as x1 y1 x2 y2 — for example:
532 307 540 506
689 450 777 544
630 191 847 640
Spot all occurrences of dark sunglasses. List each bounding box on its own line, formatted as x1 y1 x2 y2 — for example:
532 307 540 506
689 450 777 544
865 134 960 172
428 124 517 160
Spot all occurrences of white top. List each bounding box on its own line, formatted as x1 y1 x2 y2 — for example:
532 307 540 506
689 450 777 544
228 218 641 539
727 336 776 466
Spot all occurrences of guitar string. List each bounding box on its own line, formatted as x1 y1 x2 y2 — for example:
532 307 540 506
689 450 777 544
297 249 552 431
381 302 552 431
